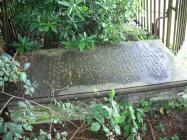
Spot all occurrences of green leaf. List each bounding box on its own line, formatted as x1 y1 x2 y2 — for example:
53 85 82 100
50 25 58 33
67 7 73 15
18 101 27 109
109 89 115 100
171 135 179 140
8 123 23 134
102 125 110 134
117 115 125 124
114 125 121 135
24 63 30 70
30 87 35 93
55 132 61 140
58 1 71 7
23 124 33 131
0 125 7 133
91 122 100 132
3 132 13 140
14 132 22 139
184 104 187 112
75 0 85 5
124 124 131 136
19 72 27 82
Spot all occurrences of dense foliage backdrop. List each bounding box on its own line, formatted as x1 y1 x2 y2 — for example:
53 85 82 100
8 0 140 50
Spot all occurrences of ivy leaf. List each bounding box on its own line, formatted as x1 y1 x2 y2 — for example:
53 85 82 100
55 132 61 140
184 104 187 113
114 125 121 135
91 122 100 132
30 87 35 93
19 72 27 82
3 132 13 140
102 125 110 134
0 124 7 133
24 63 30 70
14 132 22 139
18 101 27 109
23 124 33 131
8 123 23 134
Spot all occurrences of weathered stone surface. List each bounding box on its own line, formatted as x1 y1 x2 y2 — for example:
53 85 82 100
1 40 187 104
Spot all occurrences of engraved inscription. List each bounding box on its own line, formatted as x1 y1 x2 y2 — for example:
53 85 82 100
0 41 173 102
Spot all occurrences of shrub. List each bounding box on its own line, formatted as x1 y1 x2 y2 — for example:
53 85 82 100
8 0 141 50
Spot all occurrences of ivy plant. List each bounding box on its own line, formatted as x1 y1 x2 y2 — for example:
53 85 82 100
89 89 121 139
0 53 36 140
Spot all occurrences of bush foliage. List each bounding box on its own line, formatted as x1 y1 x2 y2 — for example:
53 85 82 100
8 0 141 50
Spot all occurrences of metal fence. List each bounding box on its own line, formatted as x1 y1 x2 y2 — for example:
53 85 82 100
136 0 187 54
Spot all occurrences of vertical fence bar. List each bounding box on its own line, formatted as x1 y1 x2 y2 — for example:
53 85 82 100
154 0 156 24
140 0 186 54
166 0 173 48
177 0 185 52
140 0 142 27
173 0 179 54
175 0 183 52
150 0 152 34
182 0 187 43
136 0 139 23
146 0 149 31
162 0 167 43
179 0 187 49
158 0 161 37
139 0 142 25
153 0 156 35
141 0 144 28
176 0 187 52
143 0 146 29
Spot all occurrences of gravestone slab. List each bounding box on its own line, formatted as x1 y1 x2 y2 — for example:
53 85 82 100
1 40 187 104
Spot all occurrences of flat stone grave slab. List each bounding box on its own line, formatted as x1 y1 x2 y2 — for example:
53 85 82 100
1 40 187 105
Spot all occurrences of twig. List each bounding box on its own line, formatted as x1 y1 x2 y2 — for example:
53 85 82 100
69 123 85 140
2 85 4 93
1 91 78 128
42 81 56 103
49 113 54 139
13 50 18 60
146 117 156 140
78 124 89 134
0 96 14 113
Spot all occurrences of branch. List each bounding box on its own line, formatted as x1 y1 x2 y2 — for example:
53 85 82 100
49 113 54 139
69 122 85 140
13 49 18 60
0 96 14 113
146 116 156 140
1 91 78 128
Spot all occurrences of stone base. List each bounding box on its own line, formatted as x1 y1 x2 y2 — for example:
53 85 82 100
1 40 187 107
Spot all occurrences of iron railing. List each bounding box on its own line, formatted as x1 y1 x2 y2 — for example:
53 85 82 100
137 0 187 54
